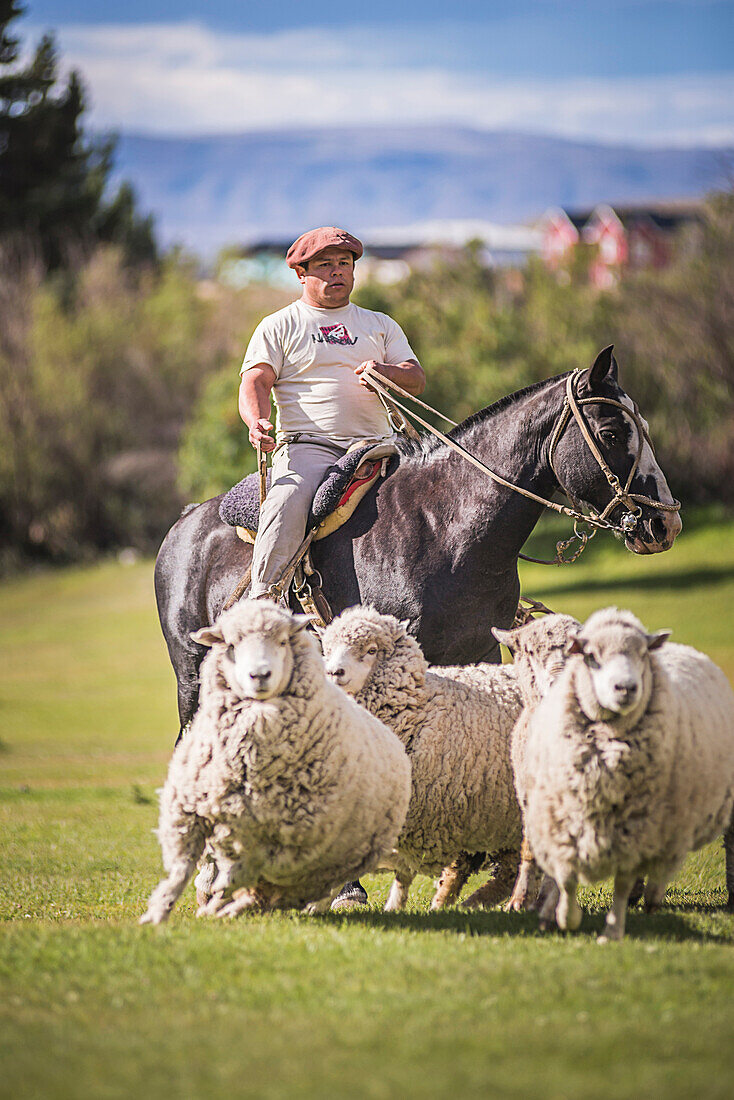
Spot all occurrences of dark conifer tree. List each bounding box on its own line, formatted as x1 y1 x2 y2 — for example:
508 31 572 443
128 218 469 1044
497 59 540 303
0 0 156 269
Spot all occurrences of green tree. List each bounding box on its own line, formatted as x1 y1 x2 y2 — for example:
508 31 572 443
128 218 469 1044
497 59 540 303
0 1 156 270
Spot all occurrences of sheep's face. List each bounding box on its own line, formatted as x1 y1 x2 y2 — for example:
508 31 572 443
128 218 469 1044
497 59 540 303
569 618 669 720
192 606 313 701
494 615 580 704
323 631 382 695
225 623 295 700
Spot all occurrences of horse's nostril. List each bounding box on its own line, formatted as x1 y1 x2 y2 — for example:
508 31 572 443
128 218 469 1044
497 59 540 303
650 516 667 542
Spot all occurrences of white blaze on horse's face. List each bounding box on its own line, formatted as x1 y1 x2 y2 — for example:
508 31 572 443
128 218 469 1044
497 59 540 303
227 627 294 700
324 640 380 695
619 395 682 553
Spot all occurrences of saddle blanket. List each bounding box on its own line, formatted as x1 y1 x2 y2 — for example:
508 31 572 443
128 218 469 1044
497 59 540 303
219 440 398 542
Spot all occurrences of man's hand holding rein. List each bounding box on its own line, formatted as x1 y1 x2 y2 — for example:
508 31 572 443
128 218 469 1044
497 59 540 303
355 358 426 397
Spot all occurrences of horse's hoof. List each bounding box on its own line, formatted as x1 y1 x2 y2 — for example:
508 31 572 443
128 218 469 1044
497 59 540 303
330 881 368 911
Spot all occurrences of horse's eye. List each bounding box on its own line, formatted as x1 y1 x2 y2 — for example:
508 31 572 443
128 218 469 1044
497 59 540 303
599 429 620 444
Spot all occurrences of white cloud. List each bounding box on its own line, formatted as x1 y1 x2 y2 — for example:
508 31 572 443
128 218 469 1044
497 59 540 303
49 21 734 146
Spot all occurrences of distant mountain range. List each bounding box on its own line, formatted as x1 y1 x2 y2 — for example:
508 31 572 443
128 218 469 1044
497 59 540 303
112 126 733 257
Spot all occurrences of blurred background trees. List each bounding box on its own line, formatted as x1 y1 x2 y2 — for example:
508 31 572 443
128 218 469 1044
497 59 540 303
1 3 732 569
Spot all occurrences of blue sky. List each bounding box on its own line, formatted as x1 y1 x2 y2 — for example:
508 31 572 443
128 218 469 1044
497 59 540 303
22 1 734 144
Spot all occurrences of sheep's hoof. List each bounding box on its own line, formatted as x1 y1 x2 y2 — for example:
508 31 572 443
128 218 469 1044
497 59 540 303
139 910 162 926
330 881 368 911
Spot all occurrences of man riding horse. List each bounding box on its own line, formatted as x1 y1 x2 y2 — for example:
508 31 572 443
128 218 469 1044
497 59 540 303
239 226 425 599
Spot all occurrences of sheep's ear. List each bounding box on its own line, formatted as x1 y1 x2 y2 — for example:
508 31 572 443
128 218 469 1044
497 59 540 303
191 625 224 647
492 627 517 653
291 614 318 634
565 635 585 656
588 345 618 386
647 630 671 651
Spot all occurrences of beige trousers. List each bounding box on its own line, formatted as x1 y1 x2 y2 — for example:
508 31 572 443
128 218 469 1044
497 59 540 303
249 436 349 597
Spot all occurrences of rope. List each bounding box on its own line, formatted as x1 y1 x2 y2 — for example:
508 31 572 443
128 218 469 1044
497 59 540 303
362 365 681 563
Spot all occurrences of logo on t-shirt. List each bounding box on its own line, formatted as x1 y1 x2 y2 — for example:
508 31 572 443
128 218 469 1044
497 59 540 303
312 324 358 346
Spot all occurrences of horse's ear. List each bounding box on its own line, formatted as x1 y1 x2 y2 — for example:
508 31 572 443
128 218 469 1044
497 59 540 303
191 625 224 647
588 345 618 386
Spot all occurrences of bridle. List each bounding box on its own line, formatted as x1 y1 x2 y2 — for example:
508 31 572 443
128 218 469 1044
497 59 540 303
364 365 681 564
547 368 681 532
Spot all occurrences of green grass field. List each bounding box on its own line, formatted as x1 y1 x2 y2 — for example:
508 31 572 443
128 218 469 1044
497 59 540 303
1 511 733 1099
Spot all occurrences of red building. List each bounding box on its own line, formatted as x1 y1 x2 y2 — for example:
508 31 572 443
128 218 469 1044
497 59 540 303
539 200 701 287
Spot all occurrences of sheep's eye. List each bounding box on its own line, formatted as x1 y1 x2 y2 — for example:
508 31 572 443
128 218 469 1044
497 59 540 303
366 645 378 656
226 645 235 660
585 652 600 669
279 638 287 647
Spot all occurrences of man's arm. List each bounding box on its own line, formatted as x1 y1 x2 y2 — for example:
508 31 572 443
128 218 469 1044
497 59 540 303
355 358 426 396
238 364 277 452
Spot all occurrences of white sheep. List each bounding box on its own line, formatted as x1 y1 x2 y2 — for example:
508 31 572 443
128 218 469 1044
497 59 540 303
492 613 582 911
517 606 734 941
321 606 525 911
140 601 412 924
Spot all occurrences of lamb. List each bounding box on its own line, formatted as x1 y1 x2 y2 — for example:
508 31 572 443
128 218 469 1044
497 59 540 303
140 601 412 924
321 606 525 911
516 606 734 941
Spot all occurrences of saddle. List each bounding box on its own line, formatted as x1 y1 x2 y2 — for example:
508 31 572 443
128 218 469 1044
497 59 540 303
219 440 398 543
218 440 399 623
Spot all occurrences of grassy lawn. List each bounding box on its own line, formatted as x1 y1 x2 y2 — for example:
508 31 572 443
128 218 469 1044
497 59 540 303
1 512 733 1099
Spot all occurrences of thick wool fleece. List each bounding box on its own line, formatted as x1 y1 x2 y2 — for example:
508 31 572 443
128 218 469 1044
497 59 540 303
520 610 734 893
143 603 411 921
322 609 524 877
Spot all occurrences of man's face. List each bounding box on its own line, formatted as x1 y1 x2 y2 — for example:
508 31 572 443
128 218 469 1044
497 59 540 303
297 247 355 308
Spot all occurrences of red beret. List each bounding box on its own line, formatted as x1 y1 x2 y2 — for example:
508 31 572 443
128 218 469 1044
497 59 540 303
286 226 364 269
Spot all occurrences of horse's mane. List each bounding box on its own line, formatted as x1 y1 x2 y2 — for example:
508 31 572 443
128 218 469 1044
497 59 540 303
395 370 572 462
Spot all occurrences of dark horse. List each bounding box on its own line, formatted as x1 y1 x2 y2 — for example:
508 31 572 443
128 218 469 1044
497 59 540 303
156 347 681 737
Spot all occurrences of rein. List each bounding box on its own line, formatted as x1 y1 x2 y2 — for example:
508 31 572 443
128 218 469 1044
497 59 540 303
363 365 681 565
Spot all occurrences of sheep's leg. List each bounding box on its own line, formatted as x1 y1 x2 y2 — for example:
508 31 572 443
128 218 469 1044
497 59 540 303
194 844 219 908
627 877 646 907
506 836 538 912
140 800 209 925
554 877 582 932
598 873 635 942
306 889 342 915
385 872 415 912
643 879 669 912
537 879 561 931
431 852 483 909
463 850 520 910
140 854 202 925
216 887 267 919
724 818 734 912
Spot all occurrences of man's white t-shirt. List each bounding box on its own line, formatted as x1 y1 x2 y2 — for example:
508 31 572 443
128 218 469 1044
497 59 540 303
240 299 417 443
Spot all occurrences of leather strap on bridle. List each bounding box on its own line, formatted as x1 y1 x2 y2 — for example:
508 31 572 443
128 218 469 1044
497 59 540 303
362 366 681 554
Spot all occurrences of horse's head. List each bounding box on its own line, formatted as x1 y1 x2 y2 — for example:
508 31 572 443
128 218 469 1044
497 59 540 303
548 346 681 554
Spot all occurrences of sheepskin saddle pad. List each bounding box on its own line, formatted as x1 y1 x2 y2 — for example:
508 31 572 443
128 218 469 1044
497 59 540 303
219 440 398 544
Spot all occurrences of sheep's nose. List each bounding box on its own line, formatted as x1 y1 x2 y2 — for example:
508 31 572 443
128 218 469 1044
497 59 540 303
330 666 346 682
250 669 271 683
614 682 636 702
